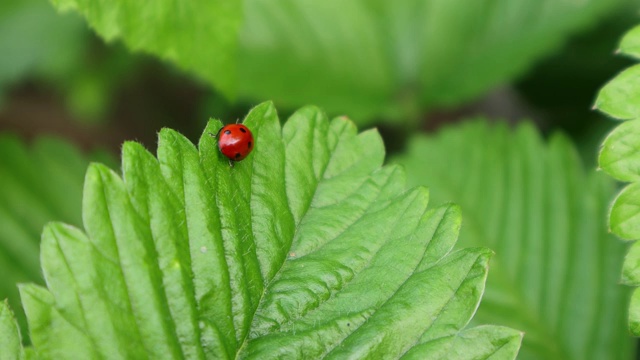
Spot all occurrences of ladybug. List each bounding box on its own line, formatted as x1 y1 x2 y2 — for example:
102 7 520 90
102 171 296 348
214 123 254 165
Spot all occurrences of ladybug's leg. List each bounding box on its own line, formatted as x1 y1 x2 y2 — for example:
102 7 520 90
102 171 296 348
228 159 234 168
209 127 223 139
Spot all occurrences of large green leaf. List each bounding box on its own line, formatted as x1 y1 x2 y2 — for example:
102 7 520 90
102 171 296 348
12 103 522 358
596 22 640 336
0 134 114 342
50 0 628 122
238 0 629 122
395 120 632 359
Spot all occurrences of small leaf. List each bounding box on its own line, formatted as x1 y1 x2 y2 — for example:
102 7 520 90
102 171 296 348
595 64 640 120
0 299 22 360
396 120 632 359
610 182 640 240
49 0 242 97
20 102 521 358
619 24 640 59
599 118 640 181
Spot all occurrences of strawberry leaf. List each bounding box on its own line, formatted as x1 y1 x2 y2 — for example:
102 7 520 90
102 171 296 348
18 103 521 358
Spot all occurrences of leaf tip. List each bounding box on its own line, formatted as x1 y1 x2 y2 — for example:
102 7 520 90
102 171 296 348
121 140 147 157
443 202 462 215
255 100 276 111
85 162 116 182
17 283 41 301
158 127 179 139
0 298 11 315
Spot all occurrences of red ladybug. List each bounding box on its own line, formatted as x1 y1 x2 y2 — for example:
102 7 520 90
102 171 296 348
215 124 254 164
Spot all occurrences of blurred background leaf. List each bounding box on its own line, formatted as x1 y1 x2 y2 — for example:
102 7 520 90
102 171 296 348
395 120 632 359
50 0 242 98
238 0 633 124
48 0 634 124
0 0 636 144
0 0 86 96
0 0 145 122
0 134 114 343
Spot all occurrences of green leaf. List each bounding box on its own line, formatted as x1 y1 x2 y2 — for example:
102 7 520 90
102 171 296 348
610 183 640 241
0 134 115 342
595 64 640 120
0 0 87 95
597 23 640 336
49 0 242 98
623 238 640 285
400 326 523 360
630 288 640 335
238 0 628 122
395 120 631 359
48 0 627 122
0 300 22 360
599 118 640 182
0 0 139 119
20 102 521 358
20 284 96 359
619 24 640 58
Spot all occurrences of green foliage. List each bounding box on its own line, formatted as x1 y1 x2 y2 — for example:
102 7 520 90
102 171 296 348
50 0 242 98
599 119 640 182
0 134 114 342
238 0 628 122
595 65 640 120
395 121 631 359
0 0 86 102
49 0 628 123
620 24 640 59
596 22 640 336
7 103 522 358
0 0 142 120
0 300 22 360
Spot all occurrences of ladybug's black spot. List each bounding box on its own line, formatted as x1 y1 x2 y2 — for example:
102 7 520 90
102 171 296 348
239 127 247 133
235 153 241 159
224 130 231 135
247 141 252 148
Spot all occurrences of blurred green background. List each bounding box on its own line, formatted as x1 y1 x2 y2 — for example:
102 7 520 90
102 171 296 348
1 0 636 154
1 0 639 358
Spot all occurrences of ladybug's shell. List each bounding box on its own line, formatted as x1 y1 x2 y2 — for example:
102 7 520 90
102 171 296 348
217 124 254 161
